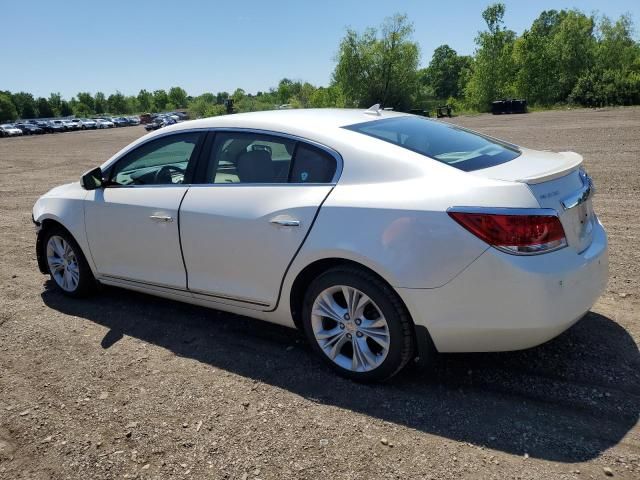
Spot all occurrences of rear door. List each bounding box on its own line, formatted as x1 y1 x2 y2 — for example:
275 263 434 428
179 130 339 309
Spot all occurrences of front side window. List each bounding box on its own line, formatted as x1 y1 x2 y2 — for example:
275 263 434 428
344 116 520 172
109 132 201 186
205 132 295 184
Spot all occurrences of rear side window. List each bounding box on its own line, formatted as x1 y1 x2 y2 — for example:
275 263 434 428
200 131 338 184
344 116 520 172
290 143 337 183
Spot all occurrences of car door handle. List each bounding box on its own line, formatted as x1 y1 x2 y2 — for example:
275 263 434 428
270 218 300 227
149 215 174 223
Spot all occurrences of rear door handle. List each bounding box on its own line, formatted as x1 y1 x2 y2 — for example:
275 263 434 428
149 215 174 223
270 218 300 227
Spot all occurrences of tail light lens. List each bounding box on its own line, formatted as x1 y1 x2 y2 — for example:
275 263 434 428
448 209 567 255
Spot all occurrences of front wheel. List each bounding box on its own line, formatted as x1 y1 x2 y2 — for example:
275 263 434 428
302 267 415 382
43 227 96 297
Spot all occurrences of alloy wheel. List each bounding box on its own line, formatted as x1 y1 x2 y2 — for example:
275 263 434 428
311 285 390 372
46 235 80 292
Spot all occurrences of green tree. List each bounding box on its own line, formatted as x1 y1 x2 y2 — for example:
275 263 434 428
168 86 188 108
423 45 472 99
333 14 420 110
512 10 565 105
48 92 63 116
0 93 18 122
216 91 229 104
107 91 128 114
551 10 596 101
74 103 93 117
153 90 169 111
94 92 106 114
137 89 154 112
464 3 517 110
60 100 73 117
11 92 38 119
36 97 54 118
76 92 95 114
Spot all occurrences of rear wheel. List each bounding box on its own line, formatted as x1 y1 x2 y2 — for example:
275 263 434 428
302 267 415 382
44 227 96 297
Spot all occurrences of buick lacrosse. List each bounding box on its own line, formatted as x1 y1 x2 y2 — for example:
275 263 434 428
33 107 608 381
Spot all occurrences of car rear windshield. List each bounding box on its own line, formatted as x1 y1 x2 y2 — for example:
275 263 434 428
343 116 520 171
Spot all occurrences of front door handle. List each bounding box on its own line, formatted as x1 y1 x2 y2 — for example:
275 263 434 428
270 218 300 227
149 215 174 223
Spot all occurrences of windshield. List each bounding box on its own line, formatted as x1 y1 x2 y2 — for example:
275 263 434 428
344 116 520 172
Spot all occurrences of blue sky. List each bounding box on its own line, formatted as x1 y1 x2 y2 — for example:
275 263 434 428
2 0 638 99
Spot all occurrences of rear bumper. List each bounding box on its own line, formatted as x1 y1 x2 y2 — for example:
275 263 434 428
398 219 608 352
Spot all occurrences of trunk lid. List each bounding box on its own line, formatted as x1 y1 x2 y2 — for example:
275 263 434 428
470 148 596 253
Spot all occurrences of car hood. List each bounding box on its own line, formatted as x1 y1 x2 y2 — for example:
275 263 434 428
469 147 583 184
42 182 83 198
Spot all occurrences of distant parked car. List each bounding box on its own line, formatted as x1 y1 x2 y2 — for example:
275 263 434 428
144 117 166 131
28 120 52 132
139 113 152 124
14 122 44 135
112 117 130 127
95 119 115 129
143 115 175 131
62 119 80 131
74 118 97 130
49 120 68 131
46 120 66 133
0 124 23 137
127 116 140 125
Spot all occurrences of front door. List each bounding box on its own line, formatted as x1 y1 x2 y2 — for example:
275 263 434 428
85 131 204 288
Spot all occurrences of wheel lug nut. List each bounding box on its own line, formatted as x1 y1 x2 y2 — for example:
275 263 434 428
356 331 363 337
355 319 361 325
339 323 345 329
344 314 350 320
346 333 352 339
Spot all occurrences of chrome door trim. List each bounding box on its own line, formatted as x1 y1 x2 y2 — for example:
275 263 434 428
99 274 271 308
446 206 560 217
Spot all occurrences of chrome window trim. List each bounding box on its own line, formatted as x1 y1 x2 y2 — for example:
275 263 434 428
101 127 210 173
200 127 343 186
101 126 343 187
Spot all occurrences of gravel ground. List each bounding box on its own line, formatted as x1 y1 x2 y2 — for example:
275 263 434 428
0 108 638 479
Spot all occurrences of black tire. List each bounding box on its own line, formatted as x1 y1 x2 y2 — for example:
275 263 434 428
301 266 415 382
42 226 96 298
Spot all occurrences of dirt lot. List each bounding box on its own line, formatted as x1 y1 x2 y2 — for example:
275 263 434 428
0 108 638 479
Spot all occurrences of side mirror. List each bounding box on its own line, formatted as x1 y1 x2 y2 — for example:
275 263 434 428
80 167 104 190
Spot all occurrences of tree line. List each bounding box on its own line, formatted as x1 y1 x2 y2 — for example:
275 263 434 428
1 3 638 123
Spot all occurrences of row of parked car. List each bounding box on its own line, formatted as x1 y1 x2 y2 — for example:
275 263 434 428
0 112 188 137
0 116 141 137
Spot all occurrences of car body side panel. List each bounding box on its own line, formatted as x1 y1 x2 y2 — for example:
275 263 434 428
32 182 97 273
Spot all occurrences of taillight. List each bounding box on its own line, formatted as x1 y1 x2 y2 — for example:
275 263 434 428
447 209 567 255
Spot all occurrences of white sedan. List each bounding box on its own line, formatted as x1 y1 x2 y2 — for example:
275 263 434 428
95 118 114 129
33 108 608 381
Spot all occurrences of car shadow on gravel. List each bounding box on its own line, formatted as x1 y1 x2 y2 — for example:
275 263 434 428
42 283 639 463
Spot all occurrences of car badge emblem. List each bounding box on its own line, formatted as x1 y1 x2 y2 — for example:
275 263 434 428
301 172 309 181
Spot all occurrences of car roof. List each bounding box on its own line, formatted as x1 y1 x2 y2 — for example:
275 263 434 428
159 108 410 139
